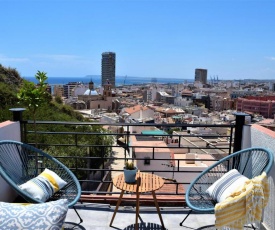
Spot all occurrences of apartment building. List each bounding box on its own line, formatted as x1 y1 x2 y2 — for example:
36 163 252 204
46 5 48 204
101 52 116 88
211 96 235 111
230 89 259 99
156 91 175 104
63 82 81 98
236 96 275 118
195 68 207 84
53 85 64 97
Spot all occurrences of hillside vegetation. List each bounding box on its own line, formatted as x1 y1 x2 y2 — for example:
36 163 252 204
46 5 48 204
0 64 84 122
0 64 114 180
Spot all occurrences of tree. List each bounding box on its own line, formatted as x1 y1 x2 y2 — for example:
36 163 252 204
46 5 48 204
17 71 49 145
55 96 63 104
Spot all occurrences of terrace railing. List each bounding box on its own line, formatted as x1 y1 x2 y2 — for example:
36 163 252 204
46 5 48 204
10 109 248 203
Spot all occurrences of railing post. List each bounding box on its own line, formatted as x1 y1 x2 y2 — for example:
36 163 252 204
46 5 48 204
126 131 130 156
233 112 250 153
126 131 130 143
9 108 26 122
9 108 26 142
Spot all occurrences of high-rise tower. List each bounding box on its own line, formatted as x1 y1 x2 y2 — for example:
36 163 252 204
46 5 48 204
195 68 207 84
101 52 116 87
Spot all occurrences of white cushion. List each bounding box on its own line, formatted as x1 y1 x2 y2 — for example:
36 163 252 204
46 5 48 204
0 199 68 229
206 169 249 203
19 168 67 202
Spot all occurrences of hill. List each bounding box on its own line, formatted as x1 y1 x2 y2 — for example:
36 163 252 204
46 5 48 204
0 64 23 86
0 65 22 115
0 64 84 122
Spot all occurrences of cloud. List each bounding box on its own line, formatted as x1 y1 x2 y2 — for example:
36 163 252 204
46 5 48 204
0 53 90 64
266 56 275 61
0 55 29 62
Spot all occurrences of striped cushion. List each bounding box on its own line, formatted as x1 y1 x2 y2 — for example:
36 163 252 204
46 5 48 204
19 168 67 202
206 169 249 203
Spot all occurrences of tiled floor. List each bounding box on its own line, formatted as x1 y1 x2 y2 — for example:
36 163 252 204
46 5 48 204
64 202 216 230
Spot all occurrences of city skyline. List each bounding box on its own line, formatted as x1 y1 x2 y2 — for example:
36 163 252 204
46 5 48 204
0 0 275 80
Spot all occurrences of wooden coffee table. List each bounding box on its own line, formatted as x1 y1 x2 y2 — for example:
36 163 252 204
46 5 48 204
109 171 165 229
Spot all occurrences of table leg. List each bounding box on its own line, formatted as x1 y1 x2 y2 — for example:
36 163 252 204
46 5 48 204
109 189 125 226
135 191 140 230
152 191 165 229
135 177 141 230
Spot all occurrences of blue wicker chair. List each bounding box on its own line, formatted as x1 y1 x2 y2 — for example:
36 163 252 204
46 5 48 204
180 147 274 228
0 140 82 224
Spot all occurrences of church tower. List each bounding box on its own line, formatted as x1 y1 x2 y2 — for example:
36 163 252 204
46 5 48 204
89 80 94 91
103 79 112 101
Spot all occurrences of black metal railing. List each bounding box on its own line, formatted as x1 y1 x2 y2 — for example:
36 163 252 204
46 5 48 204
9 109 248 200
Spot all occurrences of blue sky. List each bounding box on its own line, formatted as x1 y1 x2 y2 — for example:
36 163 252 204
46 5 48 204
0 0 275 80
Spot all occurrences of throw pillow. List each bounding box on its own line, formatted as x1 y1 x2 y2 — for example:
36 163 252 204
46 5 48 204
206 169 249 203
19 168 67 202
0 199 69 230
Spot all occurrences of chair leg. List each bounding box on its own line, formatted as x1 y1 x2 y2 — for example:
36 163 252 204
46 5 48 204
246 223 257 229
73 206 83 225
179 209 192 226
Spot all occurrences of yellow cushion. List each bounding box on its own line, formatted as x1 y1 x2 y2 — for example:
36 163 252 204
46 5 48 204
19 168 67 202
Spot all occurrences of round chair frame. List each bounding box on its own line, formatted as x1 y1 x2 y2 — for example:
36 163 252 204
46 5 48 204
180 147 274 227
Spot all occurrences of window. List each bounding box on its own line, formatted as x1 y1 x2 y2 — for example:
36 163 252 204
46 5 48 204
144 157 151 165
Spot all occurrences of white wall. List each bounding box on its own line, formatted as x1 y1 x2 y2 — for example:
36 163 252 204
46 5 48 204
149 88 158 101
136 152 173 179
0 121 21 202
174 97 192 107
0 121 21 141
174 164 208 191
246 124 275 230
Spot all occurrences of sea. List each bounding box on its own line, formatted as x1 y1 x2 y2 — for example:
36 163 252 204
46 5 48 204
23 75 193 87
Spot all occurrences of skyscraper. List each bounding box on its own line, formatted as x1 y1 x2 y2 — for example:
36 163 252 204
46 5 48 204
101 52 116 87
195 68 207 84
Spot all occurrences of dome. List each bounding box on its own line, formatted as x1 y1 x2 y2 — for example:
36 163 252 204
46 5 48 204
84 89 98 96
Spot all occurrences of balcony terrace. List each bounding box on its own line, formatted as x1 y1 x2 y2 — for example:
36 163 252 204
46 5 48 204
65 203 216 230
1 110 275 229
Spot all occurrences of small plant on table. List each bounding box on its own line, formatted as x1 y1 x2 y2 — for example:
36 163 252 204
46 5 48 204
124 160 135 170
124 159 137 183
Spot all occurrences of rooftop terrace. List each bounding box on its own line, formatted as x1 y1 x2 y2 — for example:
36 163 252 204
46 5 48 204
1 110 275 229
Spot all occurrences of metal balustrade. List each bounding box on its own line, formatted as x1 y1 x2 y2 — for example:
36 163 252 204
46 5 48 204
7 109 251 203
17 120 235 201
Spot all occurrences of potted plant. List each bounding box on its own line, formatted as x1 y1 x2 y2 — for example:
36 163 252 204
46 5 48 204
124 159 137 183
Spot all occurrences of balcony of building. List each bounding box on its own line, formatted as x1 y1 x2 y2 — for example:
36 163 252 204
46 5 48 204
0 109 274 230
